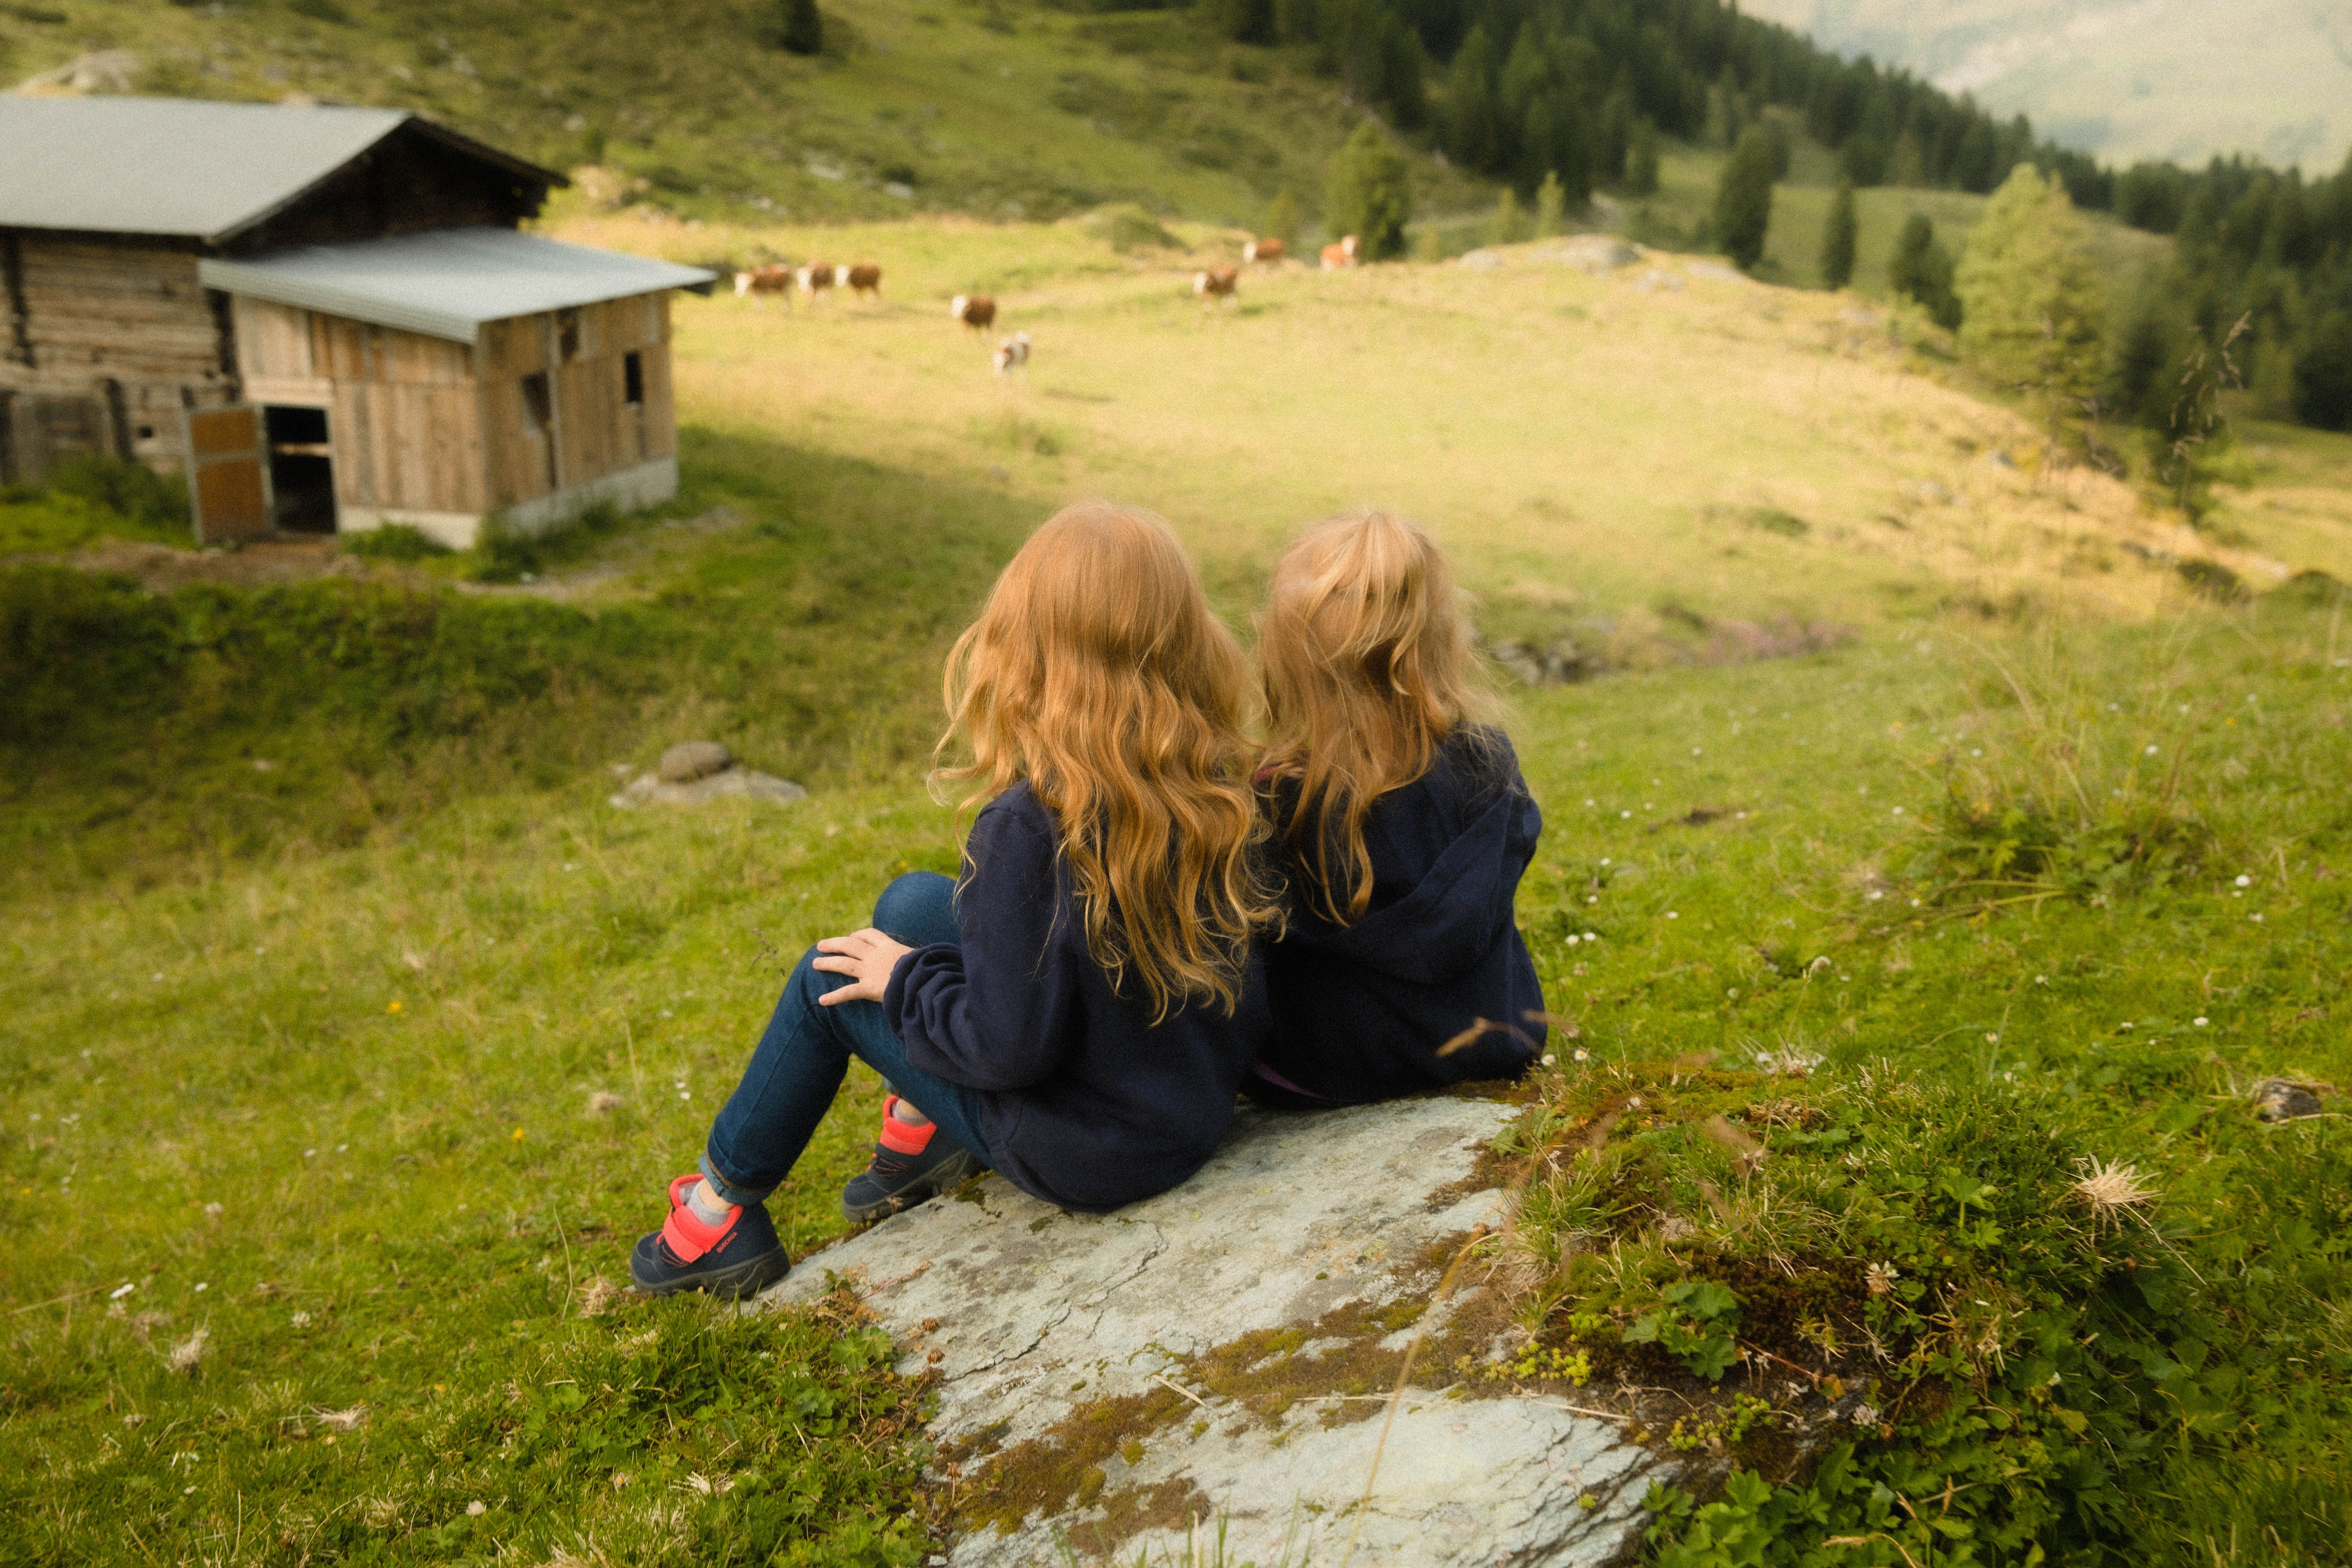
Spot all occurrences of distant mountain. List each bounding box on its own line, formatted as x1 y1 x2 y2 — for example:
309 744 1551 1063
1740 0 2352 171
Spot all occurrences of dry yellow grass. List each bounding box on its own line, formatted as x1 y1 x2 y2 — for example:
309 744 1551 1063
564 214 2352 649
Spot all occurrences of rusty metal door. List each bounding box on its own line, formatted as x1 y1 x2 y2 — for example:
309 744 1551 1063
184 405 272 544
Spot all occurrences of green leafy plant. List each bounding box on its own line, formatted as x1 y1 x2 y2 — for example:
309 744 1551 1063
1626 1280 1743 1380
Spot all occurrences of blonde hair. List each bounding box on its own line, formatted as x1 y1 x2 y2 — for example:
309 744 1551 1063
1256 511 1491 925
935 502 1278 1018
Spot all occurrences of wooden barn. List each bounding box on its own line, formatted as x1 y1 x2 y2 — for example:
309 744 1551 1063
0 95 713 547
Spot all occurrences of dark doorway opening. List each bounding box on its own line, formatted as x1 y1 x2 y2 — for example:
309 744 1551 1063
265 405 336 533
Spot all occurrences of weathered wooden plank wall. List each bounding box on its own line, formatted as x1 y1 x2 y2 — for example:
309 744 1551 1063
478 290 674 512
0 233 238 481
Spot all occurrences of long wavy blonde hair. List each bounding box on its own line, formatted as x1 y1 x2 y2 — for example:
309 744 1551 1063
935 502 1278 1019
1256 511 1492 925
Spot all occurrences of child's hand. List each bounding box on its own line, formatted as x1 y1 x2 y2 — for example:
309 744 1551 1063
813 929 915 1005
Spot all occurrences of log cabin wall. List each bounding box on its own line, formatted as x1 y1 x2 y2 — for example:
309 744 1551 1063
231 296 485 517
0 232 239 483
477 290 674 513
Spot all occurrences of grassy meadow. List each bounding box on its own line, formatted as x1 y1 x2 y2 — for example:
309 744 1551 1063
5 219 2352 1564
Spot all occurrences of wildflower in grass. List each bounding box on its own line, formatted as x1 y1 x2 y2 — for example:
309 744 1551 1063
108 1282 136 1301
510 1126 526 1141
2194 1016 2208 1026
1574 1049 1589 1061
387 1000 403 1014
1542 1054 1556 1066
2235 874 2252 887
291 1310 312 1327
1865 1261 1898 1295
2072 1157 2155 1233
166 1328 209 1374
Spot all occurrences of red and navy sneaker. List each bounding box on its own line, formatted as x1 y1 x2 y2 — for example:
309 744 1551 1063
629 1173 791 1299
840 1096 980 1223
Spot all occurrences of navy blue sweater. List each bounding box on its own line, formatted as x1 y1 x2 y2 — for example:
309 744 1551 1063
1255 728 1545 1104
882 783 1272 1213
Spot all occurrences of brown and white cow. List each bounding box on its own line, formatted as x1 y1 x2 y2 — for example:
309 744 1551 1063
1320 234 1360 270
1194 266 1240 304
733 263 794 308
992 330 1032 378
797 261 837 299
951 294 997 332
846 262 883 299
1242 237 1286 265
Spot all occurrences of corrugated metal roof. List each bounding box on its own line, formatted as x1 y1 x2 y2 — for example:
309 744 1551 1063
0 95 561 241
0 96 411 239
198 228 716 343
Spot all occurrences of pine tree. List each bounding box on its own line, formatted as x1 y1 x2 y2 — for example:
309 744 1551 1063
1596 84 1632 187
1534 170 1566 237
1496 24 1549 172
1713 125 1776 271
1488 188 1526 247
1955 166 2107 419
1443 26 1502 173
1889 214 1961 329
2297 310 2352 430
1325 122 1413 260
1217 0 1275 45
1261 189 1301 250
1625 118 1660 197
1820 180 1857 289
778 0 822 56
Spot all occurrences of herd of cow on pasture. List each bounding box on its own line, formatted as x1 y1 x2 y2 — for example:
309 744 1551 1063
727 230 1362 378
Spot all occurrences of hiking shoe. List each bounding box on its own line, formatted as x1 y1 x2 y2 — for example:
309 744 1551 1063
841 1098 980 1223
630 1173 791 1300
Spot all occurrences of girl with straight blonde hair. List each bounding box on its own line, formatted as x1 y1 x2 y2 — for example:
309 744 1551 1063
1247 510 1546 1107
634 502 1280 1298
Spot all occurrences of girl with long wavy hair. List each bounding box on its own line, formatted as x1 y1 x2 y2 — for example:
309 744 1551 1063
1247 510 1546 1108
633 503 1280 1299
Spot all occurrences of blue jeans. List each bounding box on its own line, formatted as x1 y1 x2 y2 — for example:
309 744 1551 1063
699 872 992 1206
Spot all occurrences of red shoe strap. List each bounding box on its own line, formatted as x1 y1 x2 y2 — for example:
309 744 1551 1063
667 1172 703 1211
878 1094 937 1156
659 1192 735 1263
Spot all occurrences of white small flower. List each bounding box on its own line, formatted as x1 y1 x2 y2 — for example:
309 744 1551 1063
2119 1022 2134 1031
1541 1054 1556 1066
291 1310 312 1328
1585 798 1597 807
2235 875 2252 887
678 1089 692 1100
194 1282 209 1293
1573 1049 1589 1061
1970 748 1982 757
1985 1032 1999 1043
467 1501 487 1517
1850 1402 1881 1426
1620 810 1631 819
1891 806 1904 816
1868 890 1884 901
1600 858 1611 866
1565 934 1580 945
1582 931 1598 941
2193 1016 2208 1027
1911 897 1923 906
1665 911 1679 919
108 1282 136 1301
2145 744 2159 755
2035 975 2048 984
2251 913 2264 923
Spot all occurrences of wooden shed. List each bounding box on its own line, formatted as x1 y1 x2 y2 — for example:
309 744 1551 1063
0 95 713 546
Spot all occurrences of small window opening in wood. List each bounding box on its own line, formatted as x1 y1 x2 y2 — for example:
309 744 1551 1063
556 309 581 362
522 372 552 432
623 351 644 407
136 424 155 441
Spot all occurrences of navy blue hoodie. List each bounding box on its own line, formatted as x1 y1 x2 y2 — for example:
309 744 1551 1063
883 783 1272 1213
1255 727 1545 1104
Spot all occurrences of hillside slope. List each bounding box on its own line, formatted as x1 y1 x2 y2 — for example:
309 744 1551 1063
1742 0 2352 170
0 0 1485 227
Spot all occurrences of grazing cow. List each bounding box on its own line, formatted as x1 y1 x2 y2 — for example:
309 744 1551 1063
846 262 883 299
1320 234 1360 270
797 261 837 299
951 294 997 332
992 330 1032 378
1194 266 1240 304
733 263 794 308
1242 237 1286 264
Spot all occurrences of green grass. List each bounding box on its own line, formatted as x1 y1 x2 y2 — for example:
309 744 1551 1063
4 220 2351 1563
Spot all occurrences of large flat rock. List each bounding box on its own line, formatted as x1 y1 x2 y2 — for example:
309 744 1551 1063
764 1097 1670 1566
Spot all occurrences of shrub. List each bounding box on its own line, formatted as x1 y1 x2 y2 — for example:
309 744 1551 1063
1324 122 1412 260
470 499 626 583
342 523 453 562
41 452 190 534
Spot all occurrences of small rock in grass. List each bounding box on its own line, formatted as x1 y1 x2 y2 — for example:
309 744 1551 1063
2252 1078 2328 1123
658 741 735 783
